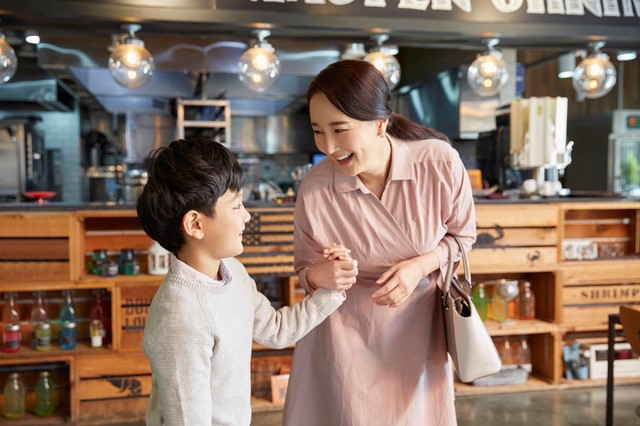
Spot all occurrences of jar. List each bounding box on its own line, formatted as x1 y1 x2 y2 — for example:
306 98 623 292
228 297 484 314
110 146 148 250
119 249 140 275
3 323 21 353
35 322 52 351
92 249 108 275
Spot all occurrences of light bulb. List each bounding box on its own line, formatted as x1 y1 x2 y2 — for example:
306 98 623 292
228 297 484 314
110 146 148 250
572 52 616 99
363 50 401 90
467 51 509 97
0 36 18 84
108 31 155 90
238 43 281 93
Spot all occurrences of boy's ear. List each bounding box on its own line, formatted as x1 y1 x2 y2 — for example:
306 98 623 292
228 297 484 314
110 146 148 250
182 210 204 240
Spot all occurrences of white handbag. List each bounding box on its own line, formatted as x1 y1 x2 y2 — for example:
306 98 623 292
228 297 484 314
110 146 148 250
441 235 502 383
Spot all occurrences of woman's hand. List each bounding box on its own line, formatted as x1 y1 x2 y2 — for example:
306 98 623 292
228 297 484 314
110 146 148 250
306 243 358 292
371 252 439 307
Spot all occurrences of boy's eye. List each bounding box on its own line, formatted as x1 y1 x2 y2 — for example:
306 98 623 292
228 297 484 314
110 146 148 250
234 203 244 209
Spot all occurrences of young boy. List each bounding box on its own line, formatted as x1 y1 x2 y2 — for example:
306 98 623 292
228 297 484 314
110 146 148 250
137 138 357 426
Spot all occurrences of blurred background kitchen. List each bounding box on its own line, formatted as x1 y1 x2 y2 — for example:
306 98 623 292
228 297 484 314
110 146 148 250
0 0 638 205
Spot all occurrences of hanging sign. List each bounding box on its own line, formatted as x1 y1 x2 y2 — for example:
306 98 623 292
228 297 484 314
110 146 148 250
216 0 640 25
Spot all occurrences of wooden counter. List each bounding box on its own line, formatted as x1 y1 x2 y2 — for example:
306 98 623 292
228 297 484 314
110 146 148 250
1 201 639 423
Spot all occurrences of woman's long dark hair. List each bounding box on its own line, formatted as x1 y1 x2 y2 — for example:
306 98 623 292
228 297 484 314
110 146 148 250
307 60 450 142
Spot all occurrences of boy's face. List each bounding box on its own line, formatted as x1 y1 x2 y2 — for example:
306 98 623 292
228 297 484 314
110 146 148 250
203 189 251 260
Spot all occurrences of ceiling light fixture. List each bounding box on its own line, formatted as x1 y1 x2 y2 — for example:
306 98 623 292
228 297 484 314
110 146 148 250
467 38 509 97
558 52 575 79
363 34 401 90
572 41 616 99
108 24 155 90
616 50 637 62
341 43 367 60
238 29 281 93
0 33 18 84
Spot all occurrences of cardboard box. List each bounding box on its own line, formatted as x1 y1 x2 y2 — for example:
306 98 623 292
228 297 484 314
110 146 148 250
589 342 640 379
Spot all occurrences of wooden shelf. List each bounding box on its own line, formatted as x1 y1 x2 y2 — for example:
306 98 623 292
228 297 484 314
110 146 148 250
484 319 560 336
454 375 553 396
0 342 113 361
251 396 284 413
0 411 68 425
78 274 165 285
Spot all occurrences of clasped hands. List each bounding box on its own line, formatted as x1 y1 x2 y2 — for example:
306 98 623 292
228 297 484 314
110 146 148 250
307 244 439 308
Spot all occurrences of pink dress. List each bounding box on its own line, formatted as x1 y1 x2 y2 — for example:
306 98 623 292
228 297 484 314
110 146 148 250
283 136 476 426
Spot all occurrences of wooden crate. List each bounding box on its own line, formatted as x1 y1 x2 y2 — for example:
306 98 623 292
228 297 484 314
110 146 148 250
115 283 160 352
75 353 151 424
471 204 559 274
559 261 640 329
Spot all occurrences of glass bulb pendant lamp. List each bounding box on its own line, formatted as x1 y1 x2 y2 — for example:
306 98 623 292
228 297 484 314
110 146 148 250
572 42 616 99
108 24 155 90
363 34 401 91
0 34 18 84
467 38 509 97
238 29 281 93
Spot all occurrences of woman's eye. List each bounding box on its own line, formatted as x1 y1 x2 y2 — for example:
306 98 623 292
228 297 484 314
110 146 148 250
335 128 348 134
313 130 323 135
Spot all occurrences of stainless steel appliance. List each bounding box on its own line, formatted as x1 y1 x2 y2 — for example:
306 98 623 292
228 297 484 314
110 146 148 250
0 117 47 202
608 110 640 195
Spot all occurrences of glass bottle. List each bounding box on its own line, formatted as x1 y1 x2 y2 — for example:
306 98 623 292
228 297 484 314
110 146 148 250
89 289 110 345
31 291 51 351
472 283 489 321
3 372 25 419
517 281 536 320
90 319 104 348
59 290 77 350
3 292 22 353
35 371 56 417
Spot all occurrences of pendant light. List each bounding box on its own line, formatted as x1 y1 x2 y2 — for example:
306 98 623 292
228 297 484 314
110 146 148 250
467 38 509 97
363 34 401 90
237 29 281 93
0 33 18 84
572 41 616 99
108 24 155 90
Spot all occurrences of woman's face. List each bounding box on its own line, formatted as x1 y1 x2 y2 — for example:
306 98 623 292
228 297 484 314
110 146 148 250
309 92 387 177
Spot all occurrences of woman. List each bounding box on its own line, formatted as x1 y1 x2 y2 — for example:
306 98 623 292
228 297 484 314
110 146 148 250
283 60 476 425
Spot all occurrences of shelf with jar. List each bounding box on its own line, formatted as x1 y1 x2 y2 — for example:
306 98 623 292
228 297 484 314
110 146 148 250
0 358 71 424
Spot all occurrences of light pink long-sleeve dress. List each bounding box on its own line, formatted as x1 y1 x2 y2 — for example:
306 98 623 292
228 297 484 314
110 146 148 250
283 136 477 426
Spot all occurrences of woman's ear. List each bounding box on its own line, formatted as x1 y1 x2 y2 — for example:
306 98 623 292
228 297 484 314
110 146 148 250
182 210 204 240
377 118 389 137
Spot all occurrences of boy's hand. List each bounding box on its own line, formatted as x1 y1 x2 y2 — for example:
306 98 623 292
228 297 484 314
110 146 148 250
306 243 358 292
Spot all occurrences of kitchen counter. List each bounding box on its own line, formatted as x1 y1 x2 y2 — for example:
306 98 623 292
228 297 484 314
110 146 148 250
0 200 296 211
0 197 636 211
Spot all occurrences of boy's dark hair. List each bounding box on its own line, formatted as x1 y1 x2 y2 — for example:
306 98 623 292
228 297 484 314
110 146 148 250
136 138 245 255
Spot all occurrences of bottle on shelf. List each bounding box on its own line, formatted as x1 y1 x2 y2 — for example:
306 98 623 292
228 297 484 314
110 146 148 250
2 292 22 353
35 371 56 417
517 281 536 320
471 283 489 321
3 372 25 419
30 291 51 351
89 289 110 345
90 319 104 348
59 290 78 350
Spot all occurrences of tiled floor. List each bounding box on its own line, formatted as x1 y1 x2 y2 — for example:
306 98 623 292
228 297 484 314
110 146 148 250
251 384 640 425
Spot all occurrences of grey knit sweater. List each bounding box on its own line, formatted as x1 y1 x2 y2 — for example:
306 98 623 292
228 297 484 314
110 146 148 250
142 257 343 426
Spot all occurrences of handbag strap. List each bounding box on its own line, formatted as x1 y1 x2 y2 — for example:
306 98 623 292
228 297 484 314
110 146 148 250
442 235 472 295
